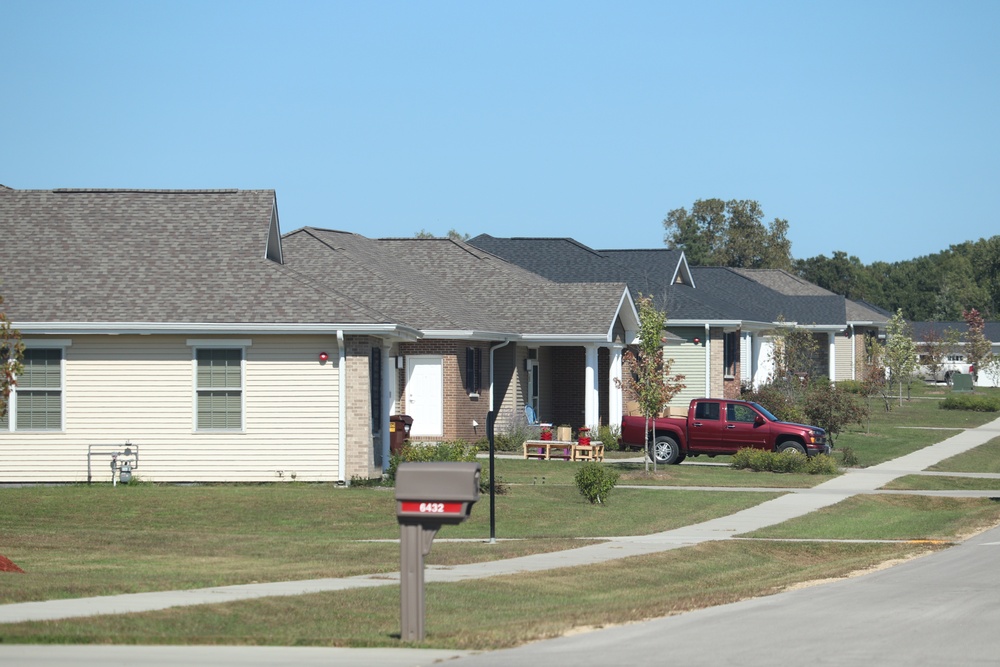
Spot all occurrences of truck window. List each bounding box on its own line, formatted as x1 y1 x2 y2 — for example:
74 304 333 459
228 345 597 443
727 404 756 423
694 402 720 420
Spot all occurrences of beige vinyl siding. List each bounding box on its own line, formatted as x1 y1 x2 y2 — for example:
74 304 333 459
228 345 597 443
0 334 340 483
834 332 853 381
665 327 706 410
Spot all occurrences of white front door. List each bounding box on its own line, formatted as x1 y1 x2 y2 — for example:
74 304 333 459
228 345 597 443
406 356 443 437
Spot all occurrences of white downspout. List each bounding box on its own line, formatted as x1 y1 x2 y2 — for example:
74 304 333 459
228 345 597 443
828 332 836 381
337 330 347 484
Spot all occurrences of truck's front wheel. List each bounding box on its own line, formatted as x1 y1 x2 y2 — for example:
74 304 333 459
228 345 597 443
651 435 682 465
777 442 806 455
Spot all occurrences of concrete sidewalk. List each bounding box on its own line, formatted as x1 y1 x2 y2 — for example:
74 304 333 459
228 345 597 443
2 416 1000 628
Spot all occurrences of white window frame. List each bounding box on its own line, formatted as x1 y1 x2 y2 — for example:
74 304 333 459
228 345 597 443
187 339 251 433
2 339 71 432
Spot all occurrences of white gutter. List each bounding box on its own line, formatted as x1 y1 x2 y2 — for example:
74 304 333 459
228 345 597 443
14 321 422 339
337 330 347 485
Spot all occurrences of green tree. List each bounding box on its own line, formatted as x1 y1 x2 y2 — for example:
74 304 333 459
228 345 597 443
616 296 685 472
1 291 25 422
794 251 881 302
884 309 918 406
414 229 471 242
663 199 792 269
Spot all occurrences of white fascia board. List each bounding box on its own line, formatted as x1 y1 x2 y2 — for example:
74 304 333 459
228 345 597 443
419 330 517 341
13 322 422 340
519 333 612 344
668 320 743 328
794 323 846 333
616 288 639 331
738 320 782 332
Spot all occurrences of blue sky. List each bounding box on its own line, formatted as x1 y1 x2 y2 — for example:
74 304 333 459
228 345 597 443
3 1 997 264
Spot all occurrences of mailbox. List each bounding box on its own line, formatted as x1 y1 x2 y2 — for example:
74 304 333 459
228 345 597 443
395 461 480 525
395 461 480 641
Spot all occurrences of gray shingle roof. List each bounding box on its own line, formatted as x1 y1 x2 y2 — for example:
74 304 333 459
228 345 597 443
283 229 629 336
911 321 1000 342
468 234 850 327
0 188 391 325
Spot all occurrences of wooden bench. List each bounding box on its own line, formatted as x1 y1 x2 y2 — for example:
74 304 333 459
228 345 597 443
572 444 605 462
522 441 604 462
523 440 574 460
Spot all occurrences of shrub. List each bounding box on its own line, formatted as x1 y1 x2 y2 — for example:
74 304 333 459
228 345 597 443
592 424 621 451
385 440 480 483
493 410 540 451
806 453 839 475
480 473 510 496
731 448 837 475
940 394 1000 412
574 462 620 504
836 379 864 394
802 378 869 443
840 446 859 467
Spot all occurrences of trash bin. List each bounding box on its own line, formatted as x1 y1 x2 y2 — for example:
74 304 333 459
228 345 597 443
389 415 414 454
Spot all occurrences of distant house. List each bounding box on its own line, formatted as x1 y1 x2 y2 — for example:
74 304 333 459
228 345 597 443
468 235 887 408
0 187 638 483
911 321 1000 388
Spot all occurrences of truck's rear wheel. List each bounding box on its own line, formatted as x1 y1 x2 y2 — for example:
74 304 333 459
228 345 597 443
651 435 682 465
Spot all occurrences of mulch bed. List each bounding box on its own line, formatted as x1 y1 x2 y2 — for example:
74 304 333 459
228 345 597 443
0 554 25 573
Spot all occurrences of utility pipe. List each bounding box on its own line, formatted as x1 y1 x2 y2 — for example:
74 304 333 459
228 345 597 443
338 330 347 484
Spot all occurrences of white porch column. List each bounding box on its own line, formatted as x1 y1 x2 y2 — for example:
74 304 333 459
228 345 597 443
585 344 599 427
609 344 624 428
828 332 836 380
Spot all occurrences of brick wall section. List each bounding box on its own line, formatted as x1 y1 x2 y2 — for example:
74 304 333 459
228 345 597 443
344 335 375 481
400 339 491 443
546 346 586 429
724 332 742 399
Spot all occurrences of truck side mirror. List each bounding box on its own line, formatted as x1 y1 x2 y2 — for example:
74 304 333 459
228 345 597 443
754 415 766 426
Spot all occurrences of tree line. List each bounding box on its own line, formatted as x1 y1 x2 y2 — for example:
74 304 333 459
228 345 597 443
663 198 1000 321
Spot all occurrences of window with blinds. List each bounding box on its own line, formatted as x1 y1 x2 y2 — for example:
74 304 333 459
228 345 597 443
5 348 63 431
196 348 243 430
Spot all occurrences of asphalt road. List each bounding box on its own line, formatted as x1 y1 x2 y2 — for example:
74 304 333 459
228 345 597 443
454 521 1000 667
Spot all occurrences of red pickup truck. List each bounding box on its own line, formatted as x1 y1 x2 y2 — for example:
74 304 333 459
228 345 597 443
620 398 830 465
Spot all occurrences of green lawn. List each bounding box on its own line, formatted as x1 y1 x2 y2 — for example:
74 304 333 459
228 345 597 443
2 389 1000 649
0 483 779 605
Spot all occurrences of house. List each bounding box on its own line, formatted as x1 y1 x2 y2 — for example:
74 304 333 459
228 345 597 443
0 187 638 483
468 235 886 408
279 228 638 439
911 321 1000 388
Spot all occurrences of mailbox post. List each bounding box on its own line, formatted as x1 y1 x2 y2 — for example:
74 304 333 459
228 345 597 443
395 461 480 641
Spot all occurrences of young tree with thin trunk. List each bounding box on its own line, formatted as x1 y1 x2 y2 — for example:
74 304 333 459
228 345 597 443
616 296 685 472
884 309 918 406
1 291 25 422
